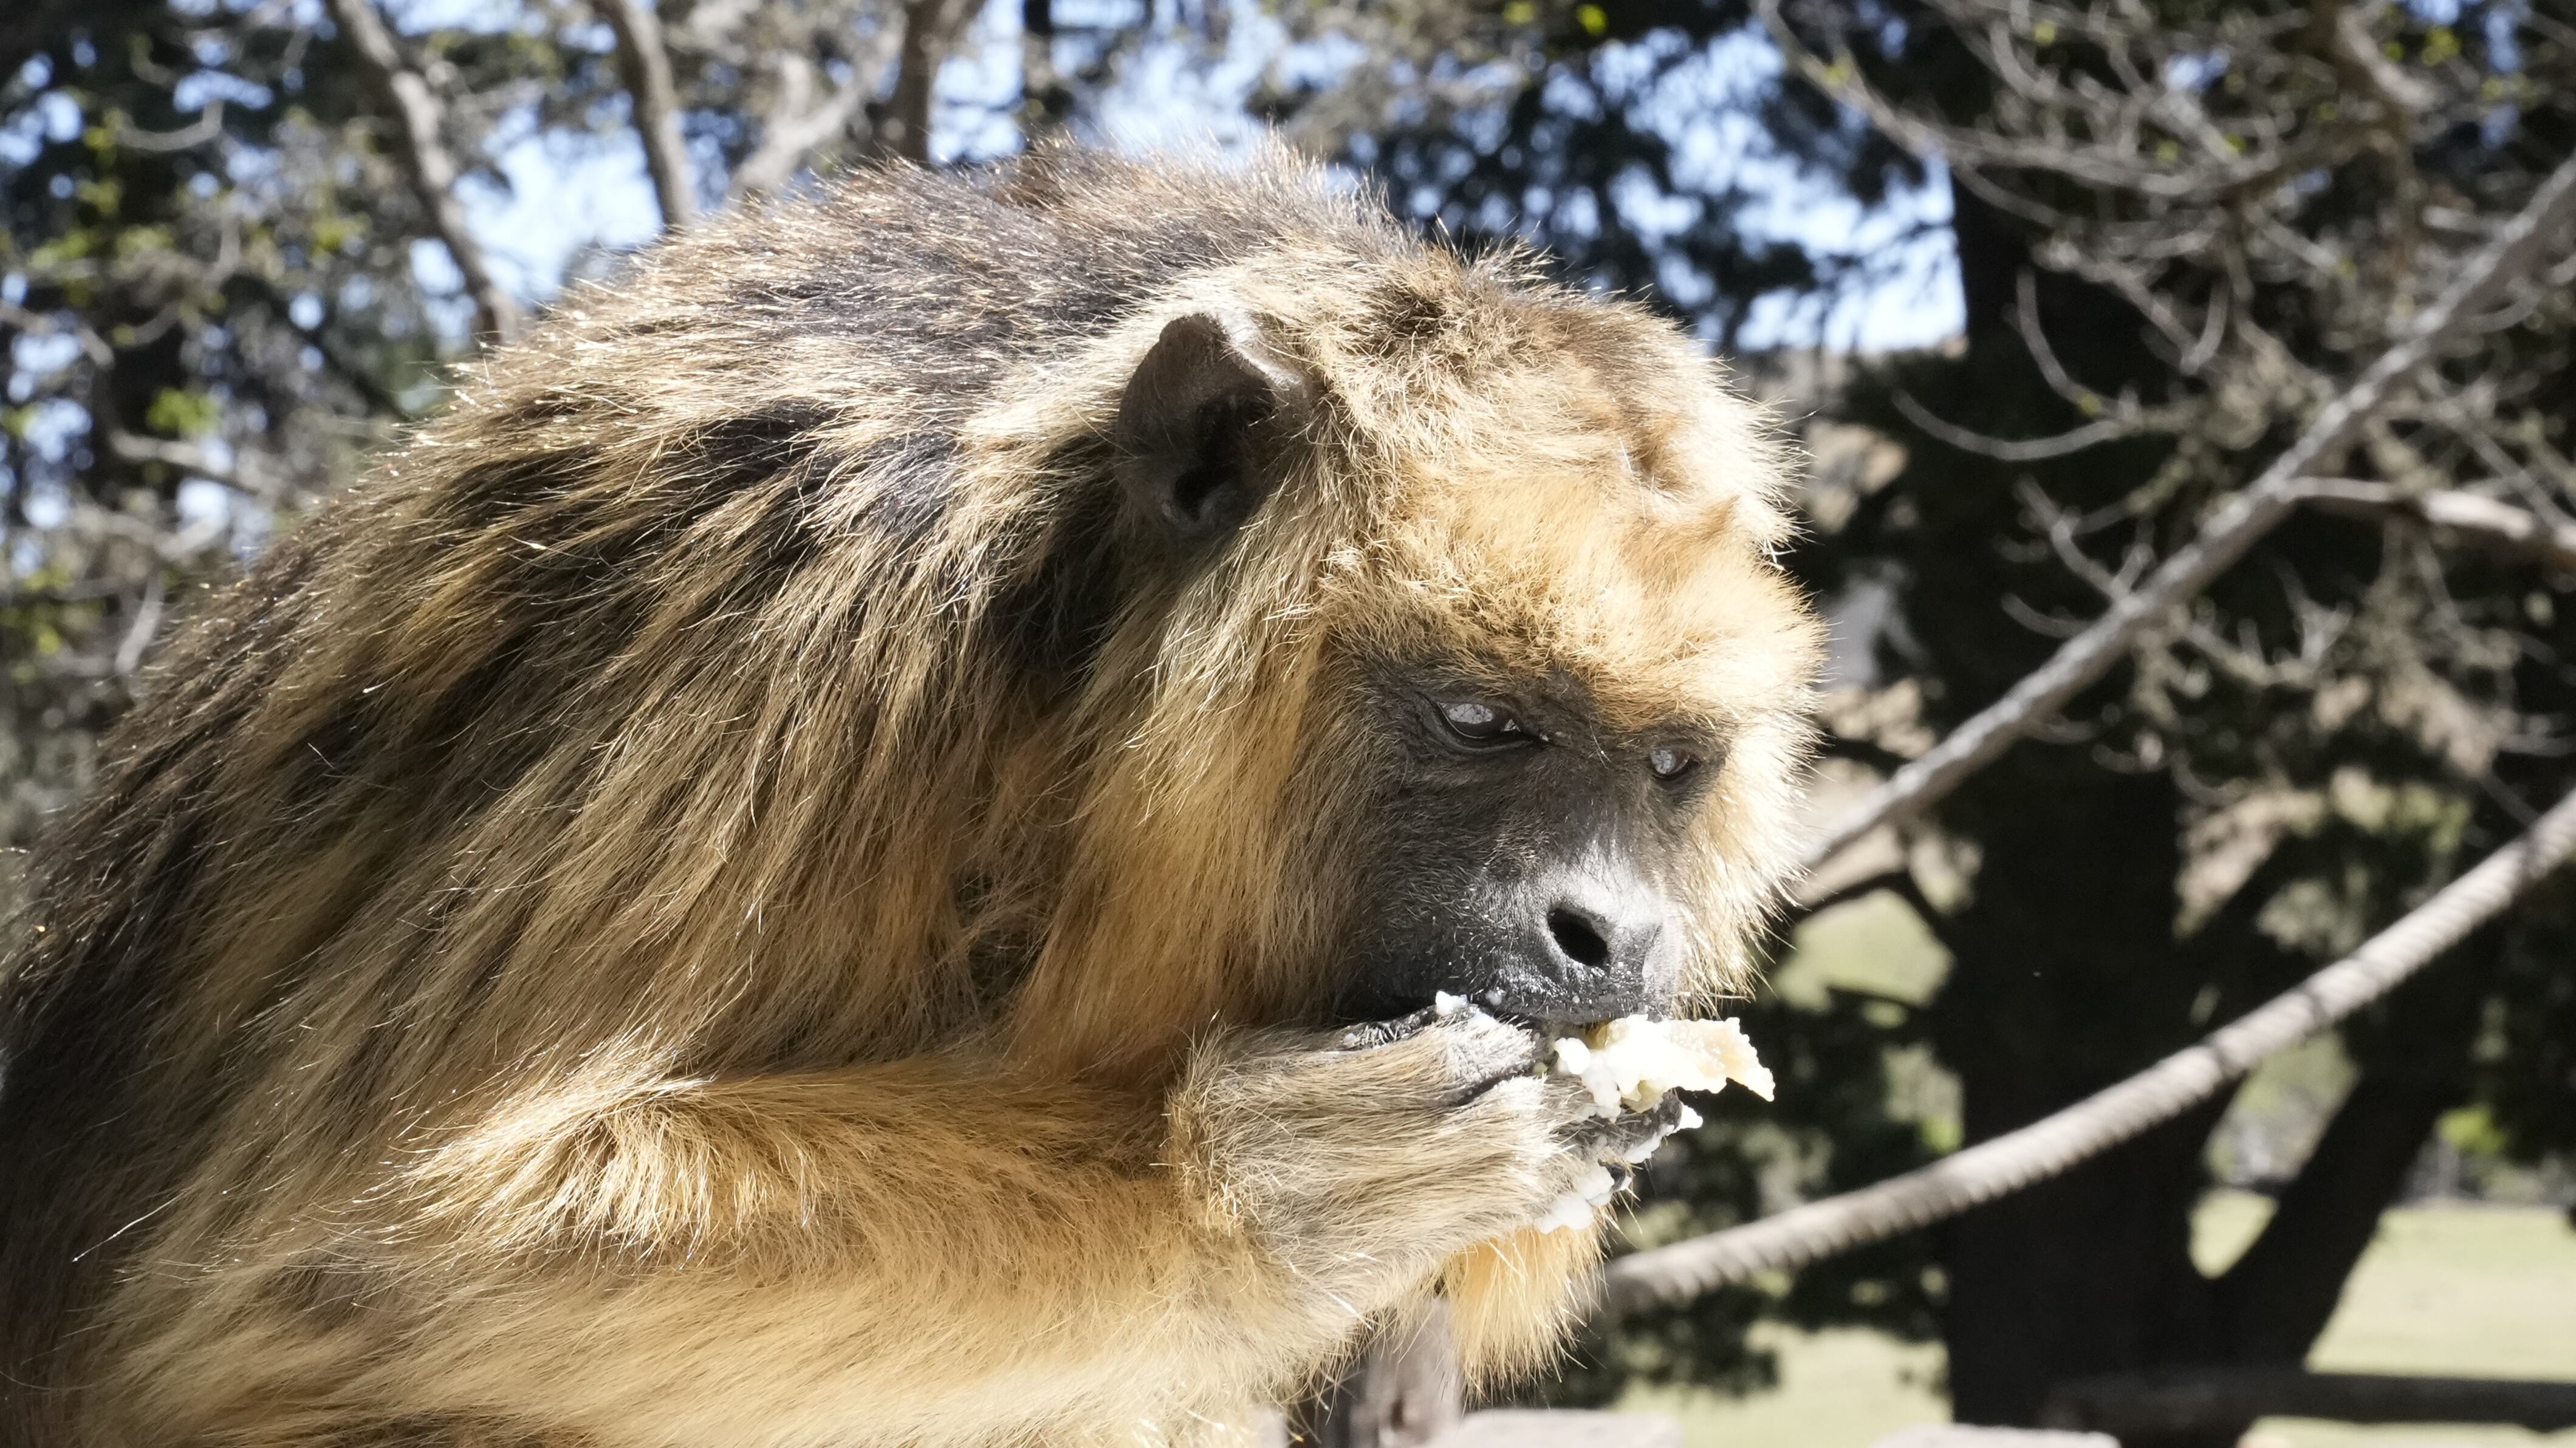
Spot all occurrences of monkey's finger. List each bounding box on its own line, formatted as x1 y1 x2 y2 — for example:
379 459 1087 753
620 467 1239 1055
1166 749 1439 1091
1330 1005 1440 1052
1428 1011 1543 1104
1346 1009 1543 1116
1557 1088 1687 1164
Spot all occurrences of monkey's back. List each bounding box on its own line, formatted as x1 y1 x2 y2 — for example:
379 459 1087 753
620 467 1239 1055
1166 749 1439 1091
0 145 1419 1444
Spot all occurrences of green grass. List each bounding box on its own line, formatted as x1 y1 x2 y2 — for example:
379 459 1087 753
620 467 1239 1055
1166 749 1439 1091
1769 889 1952 1009
1617 1326 1945 1448
1617 1194 2576 1448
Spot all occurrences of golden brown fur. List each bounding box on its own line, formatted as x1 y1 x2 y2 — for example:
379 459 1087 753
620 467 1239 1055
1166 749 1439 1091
0 145 1820 1447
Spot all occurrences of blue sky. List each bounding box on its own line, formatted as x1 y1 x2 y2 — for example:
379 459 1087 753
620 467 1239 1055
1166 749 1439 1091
7 0 1963 550
448 0 1964 354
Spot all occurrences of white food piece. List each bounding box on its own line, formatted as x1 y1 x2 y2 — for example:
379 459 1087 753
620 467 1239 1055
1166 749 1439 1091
1535 1194 1596 1234
1552 1015 1775 1119
1574 1164 1616 1205
1529 1015 1774 1233
1432 990 1468 1019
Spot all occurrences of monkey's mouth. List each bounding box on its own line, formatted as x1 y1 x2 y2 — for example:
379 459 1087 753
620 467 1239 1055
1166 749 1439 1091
1425 986 1610 1036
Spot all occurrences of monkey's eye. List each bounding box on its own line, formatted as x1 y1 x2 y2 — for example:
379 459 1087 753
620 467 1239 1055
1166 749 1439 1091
1437 700 1530 746
1648 745 1699 780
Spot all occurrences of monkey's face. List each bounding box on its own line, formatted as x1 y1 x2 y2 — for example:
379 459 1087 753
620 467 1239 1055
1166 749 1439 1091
1102 299 1820 1042
1307 510 1819 1028
1318 655 1714 1024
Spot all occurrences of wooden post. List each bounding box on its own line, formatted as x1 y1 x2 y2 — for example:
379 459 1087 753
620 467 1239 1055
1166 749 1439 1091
1296 1306 1465 1448
2041 1370 2576 1436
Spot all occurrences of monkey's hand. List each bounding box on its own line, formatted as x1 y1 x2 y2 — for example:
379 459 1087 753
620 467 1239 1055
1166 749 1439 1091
1165 1008 1668 1303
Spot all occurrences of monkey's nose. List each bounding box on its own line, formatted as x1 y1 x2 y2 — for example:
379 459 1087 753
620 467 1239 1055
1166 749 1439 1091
1542 890 1662 980
1482 875 1672 1023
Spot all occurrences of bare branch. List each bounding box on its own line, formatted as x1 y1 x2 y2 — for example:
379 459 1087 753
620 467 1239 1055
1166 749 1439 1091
1790 856 1924 918
1893 389 2174 463
601 0 696 231
2179 279 2229 377
1797 152 2576 875
670 0 759 48
728 49 886 200
1595 784 2576 1314
113 570 166 677
324 0 522 343
116 99 227 152
104 431 283 504
2293 479 2576 572
2013 270 2111 411
1 301 113 366
1758 0 2362 203
2327 7 2440 117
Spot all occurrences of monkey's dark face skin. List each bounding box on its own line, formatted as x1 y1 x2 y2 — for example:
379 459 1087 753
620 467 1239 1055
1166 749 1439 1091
1326 655 1725 1028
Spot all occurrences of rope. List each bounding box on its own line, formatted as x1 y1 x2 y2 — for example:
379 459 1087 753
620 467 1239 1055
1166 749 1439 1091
1598 786 2576 1316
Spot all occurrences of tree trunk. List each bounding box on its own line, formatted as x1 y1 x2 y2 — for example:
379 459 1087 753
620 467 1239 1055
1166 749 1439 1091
1928 753 2226 1433
879 0 981 163
1941 1099 2232 1430
1018 0 1070 140
2161 935 2498 1446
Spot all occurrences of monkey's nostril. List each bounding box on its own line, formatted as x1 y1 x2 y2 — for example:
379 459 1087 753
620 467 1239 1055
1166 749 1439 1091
1547 907 1611 971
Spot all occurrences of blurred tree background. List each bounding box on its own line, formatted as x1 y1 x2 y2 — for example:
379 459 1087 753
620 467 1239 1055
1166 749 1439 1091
7 0 2574 1441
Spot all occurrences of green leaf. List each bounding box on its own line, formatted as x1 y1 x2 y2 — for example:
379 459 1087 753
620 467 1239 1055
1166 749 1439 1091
145 388 222 438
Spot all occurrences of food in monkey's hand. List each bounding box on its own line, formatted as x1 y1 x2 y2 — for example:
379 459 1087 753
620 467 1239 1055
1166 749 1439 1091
1518 1012 1775 1234
1553 1015 1775 1115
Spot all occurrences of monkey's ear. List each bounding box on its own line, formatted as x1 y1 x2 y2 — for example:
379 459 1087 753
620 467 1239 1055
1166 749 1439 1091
1113 313 1303 542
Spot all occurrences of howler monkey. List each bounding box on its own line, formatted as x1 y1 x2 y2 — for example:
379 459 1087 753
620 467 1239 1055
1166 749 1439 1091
0 145 1821 1447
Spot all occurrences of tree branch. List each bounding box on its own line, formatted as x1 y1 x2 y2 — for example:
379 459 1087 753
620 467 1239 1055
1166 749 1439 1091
103 431 282 504
1797 152 2576 876
1759 0 2363 204
600 0 696 231
1893 388 2179 463
1815 731 1919 780
323 0 522 344
1594 784 2576 1315
112 569 166 677
727 49 885 199
1789 866 1914 919
2292 479 2576 572
116 98 227 152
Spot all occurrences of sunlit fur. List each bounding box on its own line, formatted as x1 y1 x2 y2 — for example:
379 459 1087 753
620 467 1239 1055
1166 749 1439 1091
0 145 1820 1447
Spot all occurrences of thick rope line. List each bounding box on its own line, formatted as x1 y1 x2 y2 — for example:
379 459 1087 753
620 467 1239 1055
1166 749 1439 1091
1795 153 2576 878
1599 786 2576 1317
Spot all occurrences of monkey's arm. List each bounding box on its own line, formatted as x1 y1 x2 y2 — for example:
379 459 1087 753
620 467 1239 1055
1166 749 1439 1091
297 1014 1605 1444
